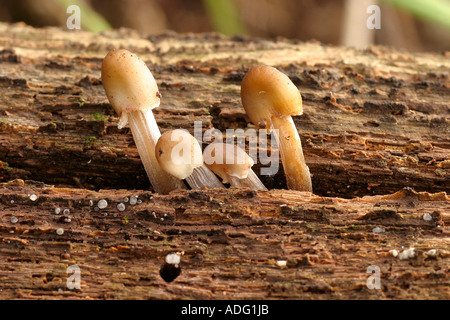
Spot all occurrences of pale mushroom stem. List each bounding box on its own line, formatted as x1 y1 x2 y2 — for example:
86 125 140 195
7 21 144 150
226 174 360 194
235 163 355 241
270 115 312 192
185 164 225 189
127 109 186 194
228 169 268 190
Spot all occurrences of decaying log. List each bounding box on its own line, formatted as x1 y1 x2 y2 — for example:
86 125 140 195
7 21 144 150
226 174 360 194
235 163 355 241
0 180 449 299
0 22 449 300
0 22 449 197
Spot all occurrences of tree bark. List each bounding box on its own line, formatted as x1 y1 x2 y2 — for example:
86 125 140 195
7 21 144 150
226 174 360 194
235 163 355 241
0 22 449 299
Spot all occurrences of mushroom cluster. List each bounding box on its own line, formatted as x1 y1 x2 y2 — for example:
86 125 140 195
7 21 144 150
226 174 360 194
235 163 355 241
101 49 311 194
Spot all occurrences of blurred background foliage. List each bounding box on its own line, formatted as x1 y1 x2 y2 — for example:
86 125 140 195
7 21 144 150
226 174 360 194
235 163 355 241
0 0 449 52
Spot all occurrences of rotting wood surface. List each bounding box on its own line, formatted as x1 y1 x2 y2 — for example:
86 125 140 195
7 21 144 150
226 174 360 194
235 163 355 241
0 180 449 299
0 22 449 299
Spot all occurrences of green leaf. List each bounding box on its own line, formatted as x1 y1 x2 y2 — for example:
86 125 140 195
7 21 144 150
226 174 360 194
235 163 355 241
202 0 246 36
381 0 450 29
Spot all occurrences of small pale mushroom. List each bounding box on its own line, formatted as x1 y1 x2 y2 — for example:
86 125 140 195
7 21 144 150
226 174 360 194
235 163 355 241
155 129 225 189
159 253 182 283
241 65 312 192
203 142 267 190
101 49 186 194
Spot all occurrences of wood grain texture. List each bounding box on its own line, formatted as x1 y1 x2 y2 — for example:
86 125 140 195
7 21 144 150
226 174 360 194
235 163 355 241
0 180 449 299
0 23 449 299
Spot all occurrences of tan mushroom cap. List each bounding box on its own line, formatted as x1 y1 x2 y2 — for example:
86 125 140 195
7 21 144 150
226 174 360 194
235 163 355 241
241 65 302 129
155 129 203 180
203 142 254 184
101 49 161 119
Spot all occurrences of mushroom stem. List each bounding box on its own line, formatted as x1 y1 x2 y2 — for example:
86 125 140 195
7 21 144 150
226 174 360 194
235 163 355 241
127 110 186 194
228 169 268 190
270 115 312 192
185 164 225 189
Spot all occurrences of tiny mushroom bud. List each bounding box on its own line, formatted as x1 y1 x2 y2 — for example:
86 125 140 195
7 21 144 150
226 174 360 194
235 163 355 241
101 49 186 194
203 142 267 190
155 129 225 189
241 65 312 192
159 253 182 283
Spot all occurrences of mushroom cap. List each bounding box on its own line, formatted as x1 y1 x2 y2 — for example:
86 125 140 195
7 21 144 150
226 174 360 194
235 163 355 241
241 65 302 129
101 49 160 120
155 129 203 180
203 142 254 183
